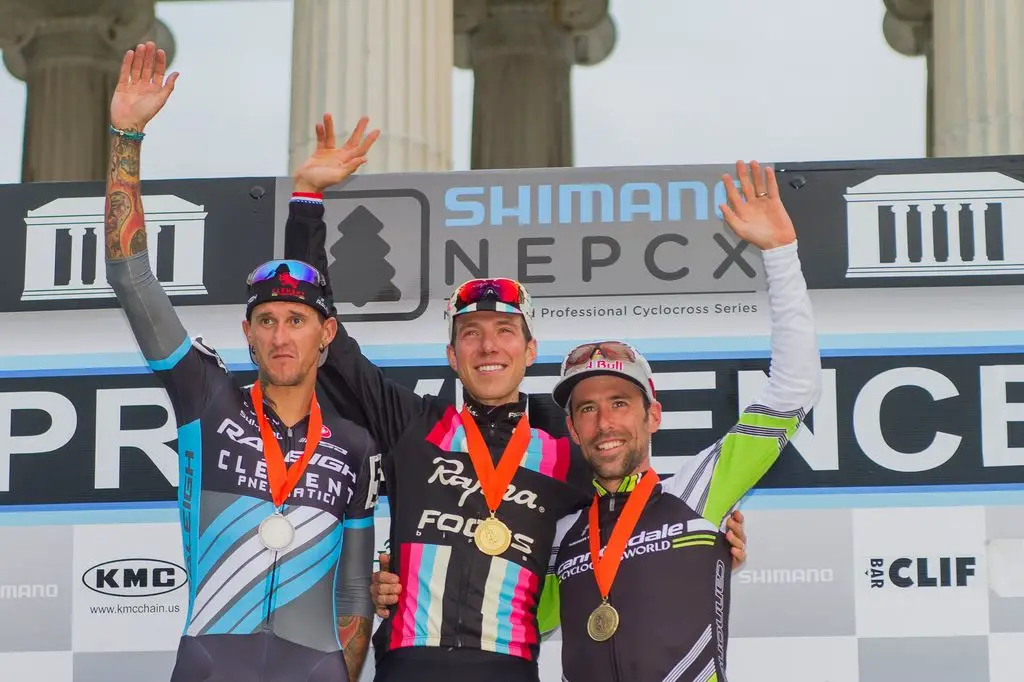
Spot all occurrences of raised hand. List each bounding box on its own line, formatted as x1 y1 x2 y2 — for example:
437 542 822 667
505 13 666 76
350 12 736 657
294 114 381 194
109 41 178 132
719 160 797 251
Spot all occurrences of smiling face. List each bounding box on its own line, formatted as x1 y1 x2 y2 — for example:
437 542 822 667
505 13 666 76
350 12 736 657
242 302 336 387
446 310 537 406
565 374 662 488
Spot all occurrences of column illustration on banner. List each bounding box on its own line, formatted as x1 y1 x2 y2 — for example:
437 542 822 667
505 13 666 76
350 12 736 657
843 172 1024 278
20 196 209 301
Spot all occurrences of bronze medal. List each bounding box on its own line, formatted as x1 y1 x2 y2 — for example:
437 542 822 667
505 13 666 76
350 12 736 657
586 601 620 642
586 470 661 642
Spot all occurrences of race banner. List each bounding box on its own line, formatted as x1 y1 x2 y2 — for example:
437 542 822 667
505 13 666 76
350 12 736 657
1 157 1023 682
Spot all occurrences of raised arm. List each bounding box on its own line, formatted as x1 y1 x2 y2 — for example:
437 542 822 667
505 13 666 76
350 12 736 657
284 114 432 452
104 42 226 423
663 161 822 527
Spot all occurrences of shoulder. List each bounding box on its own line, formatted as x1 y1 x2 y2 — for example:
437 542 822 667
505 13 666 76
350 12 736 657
527 394 568 437
191 336 231 373
554 507 586 547
320 407 379 457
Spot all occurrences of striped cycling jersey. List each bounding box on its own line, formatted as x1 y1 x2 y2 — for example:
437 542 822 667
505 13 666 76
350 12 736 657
108 251 380 682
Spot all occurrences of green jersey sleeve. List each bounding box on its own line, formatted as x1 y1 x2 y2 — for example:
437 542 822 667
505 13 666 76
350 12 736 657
661 240 821 527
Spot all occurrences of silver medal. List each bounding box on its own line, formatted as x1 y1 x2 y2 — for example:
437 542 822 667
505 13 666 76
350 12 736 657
258 512 295 551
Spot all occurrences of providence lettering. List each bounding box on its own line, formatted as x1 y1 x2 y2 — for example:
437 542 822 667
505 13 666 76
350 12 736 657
2 354 1022 504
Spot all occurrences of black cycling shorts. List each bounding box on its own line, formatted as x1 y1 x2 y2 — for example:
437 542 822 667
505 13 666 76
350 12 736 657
374 647 539 682
170 633 349 682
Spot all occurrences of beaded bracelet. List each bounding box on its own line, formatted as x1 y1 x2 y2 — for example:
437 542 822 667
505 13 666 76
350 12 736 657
109 125 145 142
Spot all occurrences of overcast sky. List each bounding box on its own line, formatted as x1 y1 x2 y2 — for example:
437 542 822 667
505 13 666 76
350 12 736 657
0 0 926 183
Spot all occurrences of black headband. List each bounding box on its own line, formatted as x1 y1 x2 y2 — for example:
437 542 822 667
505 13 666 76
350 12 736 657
245 278 334 320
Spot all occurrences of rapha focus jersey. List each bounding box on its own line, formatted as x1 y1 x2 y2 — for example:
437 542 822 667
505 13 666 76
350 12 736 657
284 198 593 666
548 241 821 682
107 252 380 682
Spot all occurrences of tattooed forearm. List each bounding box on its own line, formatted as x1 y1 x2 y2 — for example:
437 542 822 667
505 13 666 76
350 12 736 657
338 615 371 680
104 133 147 260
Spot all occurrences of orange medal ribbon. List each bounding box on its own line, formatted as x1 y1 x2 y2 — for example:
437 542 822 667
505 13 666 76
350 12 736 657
588 470 661 601
460 407 532 555
585 470 660 640
459 406 532 514
250 382 324 508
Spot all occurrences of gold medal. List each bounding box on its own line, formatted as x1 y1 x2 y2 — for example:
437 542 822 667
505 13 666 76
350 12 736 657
474 515 512 556
459 408 531 558
587 601 619 641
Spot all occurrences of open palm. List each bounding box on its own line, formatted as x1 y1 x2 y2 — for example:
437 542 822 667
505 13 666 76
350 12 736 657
719 161 797 251
110 41 178 132
294 114 381 193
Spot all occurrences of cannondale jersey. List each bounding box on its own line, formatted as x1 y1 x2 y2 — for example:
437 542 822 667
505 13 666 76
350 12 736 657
547 242 821 682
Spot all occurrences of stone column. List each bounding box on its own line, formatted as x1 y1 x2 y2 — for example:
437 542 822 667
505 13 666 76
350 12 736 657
288 0 453 174
931 0 1024 156
0 0 170 182
454 0 616 169
882 0 1024 157
882 0 933 155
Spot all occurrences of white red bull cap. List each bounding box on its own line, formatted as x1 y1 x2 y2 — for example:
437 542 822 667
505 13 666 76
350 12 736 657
552 341 657 411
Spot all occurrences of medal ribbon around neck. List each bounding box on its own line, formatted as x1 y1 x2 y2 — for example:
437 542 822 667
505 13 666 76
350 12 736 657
250 382 324 508
588 470 661 602
459 407 531 516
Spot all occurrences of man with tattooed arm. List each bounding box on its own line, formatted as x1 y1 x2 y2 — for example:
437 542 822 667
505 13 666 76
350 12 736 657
103 41 380 682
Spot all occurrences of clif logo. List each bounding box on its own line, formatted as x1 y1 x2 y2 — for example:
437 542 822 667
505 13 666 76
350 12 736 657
867 556 976 588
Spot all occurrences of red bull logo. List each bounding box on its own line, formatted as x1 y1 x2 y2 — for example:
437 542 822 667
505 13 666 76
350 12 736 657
585 359 624 371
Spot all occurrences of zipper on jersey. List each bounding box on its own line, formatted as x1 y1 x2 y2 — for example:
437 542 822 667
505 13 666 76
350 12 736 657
455 548 473 647
607 586 622 682
603 497 623 681
262 424 296 633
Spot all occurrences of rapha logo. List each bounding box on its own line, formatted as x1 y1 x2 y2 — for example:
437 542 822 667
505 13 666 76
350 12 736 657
843 171 1024 279
21 195 209 302
427 456 544 512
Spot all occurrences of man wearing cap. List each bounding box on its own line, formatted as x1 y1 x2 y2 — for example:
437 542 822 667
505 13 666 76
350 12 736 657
102 43 379 682
282 114 749 682
545 161 822 682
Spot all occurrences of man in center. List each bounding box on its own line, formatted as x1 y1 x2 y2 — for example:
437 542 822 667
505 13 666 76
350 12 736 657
283 114 748 682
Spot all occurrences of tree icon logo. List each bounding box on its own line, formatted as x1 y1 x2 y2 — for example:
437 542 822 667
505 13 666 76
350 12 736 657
321 187 430 323
329 205 402 307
